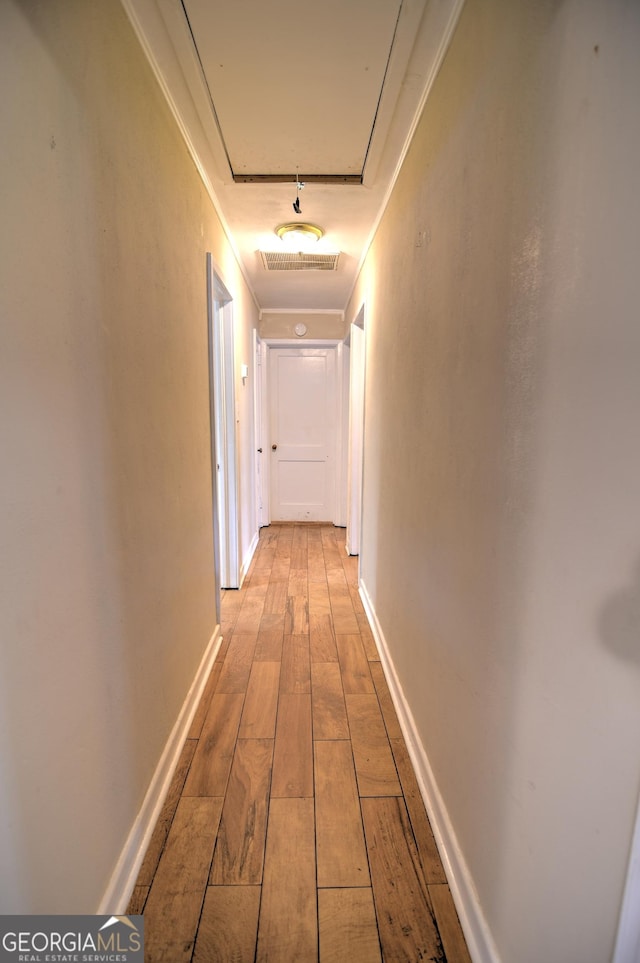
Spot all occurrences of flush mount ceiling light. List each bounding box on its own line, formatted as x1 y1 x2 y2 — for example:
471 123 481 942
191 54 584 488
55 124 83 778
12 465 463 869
276 222 324 247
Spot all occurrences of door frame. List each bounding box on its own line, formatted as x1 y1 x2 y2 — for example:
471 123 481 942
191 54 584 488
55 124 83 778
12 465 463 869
613 786 640 963
261 339 345 525
346 303 366 555
253 330 268 529
206 253 240 589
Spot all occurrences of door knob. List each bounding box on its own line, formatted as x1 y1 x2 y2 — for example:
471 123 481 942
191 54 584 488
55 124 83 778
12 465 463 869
257 447 263 453
272 444 278 450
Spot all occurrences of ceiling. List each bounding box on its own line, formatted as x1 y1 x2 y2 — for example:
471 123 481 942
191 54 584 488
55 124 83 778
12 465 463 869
122 0 464 311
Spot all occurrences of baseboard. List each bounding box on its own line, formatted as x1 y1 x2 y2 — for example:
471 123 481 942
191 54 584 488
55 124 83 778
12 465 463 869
97 623 223 913
239 529 260 588
359 579 501 963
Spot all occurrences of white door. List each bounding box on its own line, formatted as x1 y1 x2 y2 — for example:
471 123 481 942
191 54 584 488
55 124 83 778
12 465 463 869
269 346 337 521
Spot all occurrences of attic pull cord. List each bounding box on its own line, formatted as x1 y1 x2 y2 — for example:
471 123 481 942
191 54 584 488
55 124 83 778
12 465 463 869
293 169 304 214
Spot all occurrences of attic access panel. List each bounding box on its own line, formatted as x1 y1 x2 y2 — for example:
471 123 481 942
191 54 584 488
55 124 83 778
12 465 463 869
182 0 403 179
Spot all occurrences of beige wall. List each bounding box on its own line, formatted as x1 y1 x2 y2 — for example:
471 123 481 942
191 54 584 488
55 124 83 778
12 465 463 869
259 310 346 341
348 0 640 960
0 0 258 911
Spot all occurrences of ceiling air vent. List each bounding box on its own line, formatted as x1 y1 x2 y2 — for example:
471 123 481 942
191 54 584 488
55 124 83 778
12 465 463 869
260 251 340 272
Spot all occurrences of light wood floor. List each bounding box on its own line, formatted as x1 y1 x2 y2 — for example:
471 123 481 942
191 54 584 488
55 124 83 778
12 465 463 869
128 523 471 963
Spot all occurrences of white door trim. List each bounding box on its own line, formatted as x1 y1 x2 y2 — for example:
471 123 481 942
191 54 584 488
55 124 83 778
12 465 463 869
253 331 269 528
346 304 366 555
614 787 640 963
206 254 240 589
334 341 349 529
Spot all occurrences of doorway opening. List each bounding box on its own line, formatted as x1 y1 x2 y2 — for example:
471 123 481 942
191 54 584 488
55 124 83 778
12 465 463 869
206 253 240 590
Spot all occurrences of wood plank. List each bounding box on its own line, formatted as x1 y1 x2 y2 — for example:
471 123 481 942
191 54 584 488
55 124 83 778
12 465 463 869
349 585 380 662
249 546 276 574
254 624 284 661
209 738 273 885
257 526 280 549
315 740 369 887
308 560 327 584
188 663 222 739
288 568 308 598
306 527 327 583
369 662 403 739
183 693 244 797
361 796 444 963
290 524 309 570
393 778 432 903
311 662 349 739
215 634 231 663
259 611 286 633
246 569 270 589
326 566 348 590
284 594 309 634
358 613 380 661
320 527 343 572
390 737 447 884
239 662 281 738
216 632 257 693
275 526 294 559
270 555 291 581
257 797 317 963
309 582 338 661
308 580 331 610
309 612 339 662
328 589 360 634
348 583 366 612
249 537 276 572
127 884 148 916
318 888 381 963
220 589 243 621
271 693 313 797
135 738 198 885
263 579 288 616
234 592 266 632
345 694 402 796
143 796 222 963
429 884 473 963
249 563 273 584
281 633 311 693
245 581 270 603
193 886 261 963
341 553 359 588
335 633 374 694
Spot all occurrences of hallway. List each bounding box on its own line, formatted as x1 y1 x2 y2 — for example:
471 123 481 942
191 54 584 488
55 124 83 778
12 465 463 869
127 523 471 962
4 2 640 958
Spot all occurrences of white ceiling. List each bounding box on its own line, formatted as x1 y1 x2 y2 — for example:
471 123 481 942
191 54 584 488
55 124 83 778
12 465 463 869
123 0 464 311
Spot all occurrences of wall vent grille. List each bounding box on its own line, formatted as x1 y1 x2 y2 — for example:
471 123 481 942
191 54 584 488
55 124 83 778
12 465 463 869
260 251 340 272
